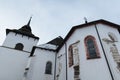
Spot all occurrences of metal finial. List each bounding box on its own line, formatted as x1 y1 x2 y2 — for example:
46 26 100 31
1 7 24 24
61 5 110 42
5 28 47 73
27 16 32 26
84 17 87 24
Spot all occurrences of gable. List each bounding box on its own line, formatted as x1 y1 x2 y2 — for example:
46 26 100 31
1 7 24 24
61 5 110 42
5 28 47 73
57 19 120 52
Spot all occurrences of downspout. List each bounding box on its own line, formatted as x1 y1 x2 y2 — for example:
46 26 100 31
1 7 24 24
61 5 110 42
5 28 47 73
54 51 57 80
65 43 68 80
95 24 114 80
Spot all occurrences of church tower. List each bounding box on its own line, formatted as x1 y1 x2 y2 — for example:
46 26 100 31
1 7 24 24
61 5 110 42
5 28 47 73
0 18 39 80
2 17 39 52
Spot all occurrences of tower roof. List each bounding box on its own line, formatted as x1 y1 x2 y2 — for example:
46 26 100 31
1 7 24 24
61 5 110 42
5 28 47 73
19 17 32 34
6 17 39 39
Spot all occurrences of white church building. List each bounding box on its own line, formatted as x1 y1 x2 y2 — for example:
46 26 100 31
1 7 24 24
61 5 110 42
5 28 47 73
0 19 120 80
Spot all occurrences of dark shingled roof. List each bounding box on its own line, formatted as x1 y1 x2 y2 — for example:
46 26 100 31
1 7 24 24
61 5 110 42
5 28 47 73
47 36 63 46
6 28 39 39
6 18 39 39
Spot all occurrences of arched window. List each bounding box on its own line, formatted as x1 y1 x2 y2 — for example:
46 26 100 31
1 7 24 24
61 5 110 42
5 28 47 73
15 43 24 50
68 45 73 67
45 61 52 74
84 36 100 59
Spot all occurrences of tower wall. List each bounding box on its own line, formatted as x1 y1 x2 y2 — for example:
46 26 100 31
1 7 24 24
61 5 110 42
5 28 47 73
2 32 38 52
0 47 29 80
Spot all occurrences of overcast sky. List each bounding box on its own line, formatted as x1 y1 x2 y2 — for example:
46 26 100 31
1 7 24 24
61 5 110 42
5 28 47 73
0 0 120 45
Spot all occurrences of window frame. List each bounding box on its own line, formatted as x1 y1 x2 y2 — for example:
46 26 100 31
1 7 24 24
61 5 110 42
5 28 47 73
68 45 74 67
45 61 52 74
84 35 100 59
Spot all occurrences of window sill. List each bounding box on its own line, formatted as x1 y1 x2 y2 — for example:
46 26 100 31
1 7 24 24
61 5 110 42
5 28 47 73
87 56 101 60
44 73 52 75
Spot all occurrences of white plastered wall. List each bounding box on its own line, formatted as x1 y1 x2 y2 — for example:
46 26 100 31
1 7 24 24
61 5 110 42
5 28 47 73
58 24 113 80
96 23 120 80
3 32 38 52
0 47 29 80
56 44 66 80
28 48 56 80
